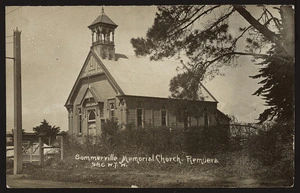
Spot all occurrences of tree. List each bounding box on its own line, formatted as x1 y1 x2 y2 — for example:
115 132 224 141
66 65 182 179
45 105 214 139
250 44 294 123
167 99 204 129
168 71 206 129
131 5 294 123
33 119 60 145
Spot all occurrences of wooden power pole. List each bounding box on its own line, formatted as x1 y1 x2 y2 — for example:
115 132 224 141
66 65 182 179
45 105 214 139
13 28 22 174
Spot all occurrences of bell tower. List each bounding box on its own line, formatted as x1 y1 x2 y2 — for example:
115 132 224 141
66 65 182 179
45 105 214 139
88 7 118 60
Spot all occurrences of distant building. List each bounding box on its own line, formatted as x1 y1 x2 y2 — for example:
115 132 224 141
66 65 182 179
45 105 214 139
6 131 37 145
65 9 230 137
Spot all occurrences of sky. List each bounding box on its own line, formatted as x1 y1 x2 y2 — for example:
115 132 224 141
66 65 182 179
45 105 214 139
6 5 268 132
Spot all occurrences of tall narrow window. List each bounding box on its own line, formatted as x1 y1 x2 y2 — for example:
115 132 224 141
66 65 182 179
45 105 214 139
78 108 82 134
110 103 115 121
99 102 104 117
100 109 104 117
204 107 209 126
161 105 167 126
136 102 143 128
88 110 96 136
137 108 142 127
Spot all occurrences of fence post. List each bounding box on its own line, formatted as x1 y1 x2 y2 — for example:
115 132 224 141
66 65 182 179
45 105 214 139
60 135 64 160
30 142 33 163
39 136 44 166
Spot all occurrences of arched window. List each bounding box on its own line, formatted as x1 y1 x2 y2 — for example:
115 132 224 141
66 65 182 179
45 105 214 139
88 110 96 122
88 109 96 136
161 105 167 126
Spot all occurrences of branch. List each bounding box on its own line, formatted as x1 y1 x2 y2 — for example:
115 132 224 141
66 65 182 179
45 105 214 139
204 8 235 32
168 6 205 35
264 8 282 32
233 5 293 60
180 60 192 71
173 6 195 21
264 17 281 30
231 10 266 48
200 51 291 70
169 5 221 37
191 7 235 42
231 25 253 47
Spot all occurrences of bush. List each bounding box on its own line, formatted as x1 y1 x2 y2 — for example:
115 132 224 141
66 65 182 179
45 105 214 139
101 119 119 136
104 124 230 156
245 121 294 182
248 121 294 166
62 124 231 158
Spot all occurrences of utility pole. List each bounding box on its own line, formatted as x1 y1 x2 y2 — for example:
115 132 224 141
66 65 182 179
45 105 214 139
13 28 22 174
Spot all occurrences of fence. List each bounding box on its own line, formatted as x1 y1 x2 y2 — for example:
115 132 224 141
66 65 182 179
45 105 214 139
6 132 67 166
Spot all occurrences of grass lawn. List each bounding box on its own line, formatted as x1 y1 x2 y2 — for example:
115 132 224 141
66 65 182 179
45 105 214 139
6 158 293 188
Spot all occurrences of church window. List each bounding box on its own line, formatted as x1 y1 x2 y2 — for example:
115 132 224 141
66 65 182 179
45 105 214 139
161 105 167 126
98 102 104 117
204 107 209 126
88 109 96 136
137 108 142 127
110 103 115 121
136 102 143 128
78 108 82 134
88 110 96 122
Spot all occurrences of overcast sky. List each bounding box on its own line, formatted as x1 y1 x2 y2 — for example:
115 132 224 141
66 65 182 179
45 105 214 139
6 5 268 132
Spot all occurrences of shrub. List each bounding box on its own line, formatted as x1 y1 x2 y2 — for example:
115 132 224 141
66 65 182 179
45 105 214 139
62 124 233 162
105 124 230 155
246 121 294 182
101 119 120 136
248 121 294 166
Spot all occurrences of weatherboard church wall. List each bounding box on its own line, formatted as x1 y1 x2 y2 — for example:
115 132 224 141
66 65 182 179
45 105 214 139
70 74 122 136
123 96 218 128
68 77 221 136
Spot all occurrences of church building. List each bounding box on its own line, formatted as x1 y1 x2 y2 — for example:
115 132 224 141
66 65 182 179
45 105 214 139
65 8 230 136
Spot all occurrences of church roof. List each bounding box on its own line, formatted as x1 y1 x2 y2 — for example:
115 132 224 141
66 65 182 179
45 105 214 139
93 50 218 102
88 12 117 28
65 49 218 107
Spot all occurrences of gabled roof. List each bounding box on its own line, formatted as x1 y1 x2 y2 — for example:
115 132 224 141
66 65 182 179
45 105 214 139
88 13 117 28
92 50 218 102
65 48 218 107
217 109 231 121
79 85 104 105
65 51 124 107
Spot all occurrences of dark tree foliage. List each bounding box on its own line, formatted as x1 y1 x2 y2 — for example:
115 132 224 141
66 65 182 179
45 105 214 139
169 70 205 100
250 46 294 123
167 99 205 129
131 5 294 123
33 119 60 145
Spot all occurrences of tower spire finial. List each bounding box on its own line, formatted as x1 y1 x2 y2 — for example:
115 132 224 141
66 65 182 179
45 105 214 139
101 6 104 14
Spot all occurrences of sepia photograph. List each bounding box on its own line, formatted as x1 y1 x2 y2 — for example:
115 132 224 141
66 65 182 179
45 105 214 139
5 4 295 188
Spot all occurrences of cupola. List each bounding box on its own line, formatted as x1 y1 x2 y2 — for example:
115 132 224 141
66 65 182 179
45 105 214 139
88 7 118 60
